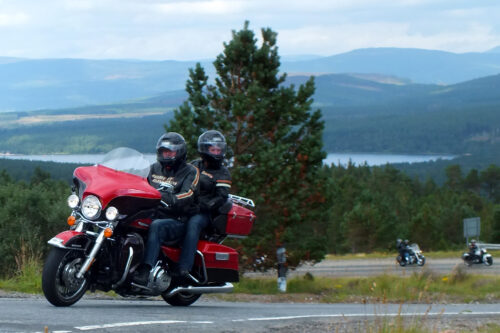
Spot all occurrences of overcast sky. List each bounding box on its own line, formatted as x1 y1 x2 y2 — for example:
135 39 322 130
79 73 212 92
0 0 499 61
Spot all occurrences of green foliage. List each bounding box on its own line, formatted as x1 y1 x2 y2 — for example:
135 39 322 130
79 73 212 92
0 168 69 277
327 163 499 254
0 159 79 183
166 21 330 268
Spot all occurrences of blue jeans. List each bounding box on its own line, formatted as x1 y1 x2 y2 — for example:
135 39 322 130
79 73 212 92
178 213 209 271
143 218 186 267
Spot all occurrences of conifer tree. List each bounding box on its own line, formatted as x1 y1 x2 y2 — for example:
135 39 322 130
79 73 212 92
166 21 330 268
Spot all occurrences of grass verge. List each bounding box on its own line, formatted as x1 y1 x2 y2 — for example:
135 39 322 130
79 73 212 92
0 258 42 294
231 266 500 303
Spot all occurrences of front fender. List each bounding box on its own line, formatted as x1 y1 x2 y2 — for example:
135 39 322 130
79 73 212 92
48 230 90 251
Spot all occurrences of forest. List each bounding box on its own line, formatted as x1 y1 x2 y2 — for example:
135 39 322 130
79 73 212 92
1 160 499 277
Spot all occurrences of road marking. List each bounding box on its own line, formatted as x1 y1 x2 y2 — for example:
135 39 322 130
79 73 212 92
75 320 213 330
233 311 500 322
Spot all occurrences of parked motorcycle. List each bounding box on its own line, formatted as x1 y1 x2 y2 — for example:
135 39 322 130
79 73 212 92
42 147 256 307
396 243 425 266
462 246 493 266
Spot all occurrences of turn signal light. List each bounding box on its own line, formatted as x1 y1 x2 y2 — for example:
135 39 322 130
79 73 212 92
67 215 76 226
103 227 113 238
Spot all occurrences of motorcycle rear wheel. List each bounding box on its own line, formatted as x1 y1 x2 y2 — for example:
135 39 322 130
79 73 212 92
42 248 89 307
162 292 201 306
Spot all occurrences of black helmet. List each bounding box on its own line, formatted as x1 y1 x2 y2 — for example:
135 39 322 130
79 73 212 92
156 132 187 167
197 130 227 167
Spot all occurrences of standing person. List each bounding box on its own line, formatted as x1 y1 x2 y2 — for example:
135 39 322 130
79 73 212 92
133 132 200 285
175 130 232 279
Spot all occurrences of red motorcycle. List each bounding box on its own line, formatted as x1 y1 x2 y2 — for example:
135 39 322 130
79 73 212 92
42 148 255 307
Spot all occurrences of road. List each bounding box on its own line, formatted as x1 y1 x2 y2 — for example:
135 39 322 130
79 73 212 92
0 297 499 332
245 257 500 278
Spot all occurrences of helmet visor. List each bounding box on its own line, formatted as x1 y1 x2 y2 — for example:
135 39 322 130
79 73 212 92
158 141 185 152
200 141 226 156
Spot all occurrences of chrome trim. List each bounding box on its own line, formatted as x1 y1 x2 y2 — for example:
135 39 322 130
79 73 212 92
112 247 134 289
226 234 247 239
164 282 233 297
215 252 230 261
76 229 106 278
228 194 255 207
130 282 152 291
74 221 84 232
187 250 208 285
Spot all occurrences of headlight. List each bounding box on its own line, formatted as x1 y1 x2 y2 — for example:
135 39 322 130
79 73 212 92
105 206 119 221
67 194 80 209
81 195 102 220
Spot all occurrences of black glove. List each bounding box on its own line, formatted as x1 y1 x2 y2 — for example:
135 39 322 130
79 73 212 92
161 191 176 207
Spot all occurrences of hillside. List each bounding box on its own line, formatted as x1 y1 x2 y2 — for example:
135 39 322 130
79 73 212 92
0 58 212 111
1 46 499 112
0 72 499 158
281 48 500 84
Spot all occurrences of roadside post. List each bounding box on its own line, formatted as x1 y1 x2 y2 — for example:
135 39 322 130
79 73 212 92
276 246 287 292
463 217 481 245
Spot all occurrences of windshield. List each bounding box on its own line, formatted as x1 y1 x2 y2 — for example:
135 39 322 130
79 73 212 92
99 147 152 178
410 243 421 251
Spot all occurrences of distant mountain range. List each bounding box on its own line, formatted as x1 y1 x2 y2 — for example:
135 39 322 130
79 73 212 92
1 46 499 112
282 48 500 85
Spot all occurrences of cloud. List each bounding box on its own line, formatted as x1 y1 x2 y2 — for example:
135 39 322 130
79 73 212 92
0 12 28 26
279 22 500 56
154 0 247 15
0 0 499 59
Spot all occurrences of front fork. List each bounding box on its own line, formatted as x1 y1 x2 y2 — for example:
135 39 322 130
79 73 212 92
76 229 107 279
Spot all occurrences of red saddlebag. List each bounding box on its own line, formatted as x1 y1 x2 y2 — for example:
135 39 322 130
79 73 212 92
212 202 256 237
161 241 239 282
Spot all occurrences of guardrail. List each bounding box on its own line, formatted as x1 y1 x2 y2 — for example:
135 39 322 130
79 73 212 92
477 243 500 250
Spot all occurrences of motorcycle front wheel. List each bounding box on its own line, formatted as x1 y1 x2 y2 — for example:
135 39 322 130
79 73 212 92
417 257 426 266
42 247 89 307
485 257 493 266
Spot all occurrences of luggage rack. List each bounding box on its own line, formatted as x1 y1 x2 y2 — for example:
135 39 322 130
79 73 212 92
228 194 255 208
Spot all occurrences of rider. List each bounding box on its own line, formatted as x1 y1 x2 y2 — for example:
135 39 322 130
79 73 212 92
468 239 479 259
401 239 411 262
133 132 200 285
397 239 406 261
174 130 232 279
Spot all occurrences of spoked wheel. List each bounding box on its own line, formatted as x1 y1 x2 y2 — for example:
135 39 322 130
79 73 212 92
42 248 89 307
162 291 202 306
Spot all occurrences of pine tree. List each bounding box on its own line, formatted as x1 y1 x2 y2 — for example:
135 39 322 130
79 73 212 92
166 21 330 268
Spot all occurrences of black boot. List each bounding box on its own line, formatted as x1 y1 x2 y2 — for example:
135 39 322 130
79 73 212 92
171 267 190 282
132 264 151 286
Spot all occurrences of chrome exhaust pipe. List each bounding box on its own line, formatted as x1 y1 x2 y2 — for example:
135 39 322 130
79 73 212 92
165 282 233 297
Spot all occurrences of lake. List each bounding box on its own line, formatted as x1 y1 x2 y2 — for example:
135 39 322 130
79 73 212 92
0 152 455 166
